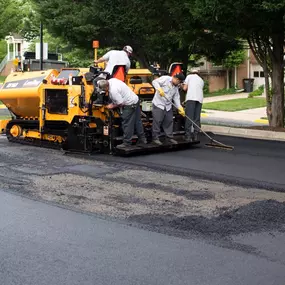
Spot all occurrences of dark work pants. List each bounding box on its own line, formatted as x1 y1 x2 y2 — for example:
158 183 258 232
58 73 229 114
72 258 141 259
121 101 145 145
185 100 202 137
152 104 173 140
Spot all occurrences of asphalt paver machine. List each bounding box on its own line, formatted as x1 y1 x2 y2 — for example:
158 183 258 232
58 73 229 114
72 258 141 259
0 62 199 155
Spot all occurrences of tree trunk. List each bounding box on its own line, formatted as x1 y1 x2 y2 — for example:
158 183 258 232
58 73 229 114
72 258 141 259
226 69 229 89
133 46 149 68
181 47 189 74
264 66 272 125
234 66 237 88
271 33 284 127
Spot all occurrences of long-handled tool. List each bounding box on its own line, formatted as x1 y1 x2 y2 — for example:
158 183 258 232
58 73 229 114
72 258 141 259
166 98 234 151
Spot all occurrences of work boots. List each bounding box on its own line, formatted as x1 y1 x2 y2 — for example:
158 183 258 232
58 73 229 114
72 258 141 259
193 132 198 142
165 138 178 144
185 132 198 142
152 139 163 146
116 143 130 149
136 137 148 147
185 135 192 142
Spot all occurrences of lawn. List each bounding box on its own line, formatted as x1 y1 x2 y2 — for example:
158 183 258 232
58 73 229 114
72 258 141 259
0 75 6 82
203 98 266 111
0 116 11 120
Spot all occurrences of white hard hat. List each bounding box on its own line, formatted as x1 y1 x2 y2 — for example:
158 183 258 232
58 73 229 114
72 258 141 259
123 45 133 54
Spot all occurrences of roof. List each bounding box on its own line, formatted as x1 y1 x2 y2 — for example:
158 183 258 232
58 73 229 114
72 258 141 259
127 69 152 75
5 33 25 43
10 33 24 40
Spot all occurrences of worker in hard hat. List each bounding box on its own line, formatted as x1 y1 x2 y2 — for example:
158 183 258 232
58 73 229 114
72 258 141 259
97 78 147 149
151 72 186 145
94 45 133 75
182 69 204 142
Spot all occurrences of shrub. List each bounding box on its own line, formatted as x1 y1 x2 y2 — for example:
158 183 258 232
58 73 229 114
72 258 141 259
203 80 209 94
248 85 264 98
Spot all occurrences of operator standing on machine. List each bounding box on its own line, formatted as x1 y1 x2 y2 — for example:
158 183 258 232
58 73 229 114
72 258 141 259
151 73 185 145
97 78 147 149
94 45 133 75
183 69 204 142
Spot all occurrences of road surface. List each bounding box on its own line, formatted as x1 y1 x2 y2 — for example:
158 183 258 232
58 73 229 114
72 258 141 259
1 189 285 285
98 134 285 191
1 134 285 284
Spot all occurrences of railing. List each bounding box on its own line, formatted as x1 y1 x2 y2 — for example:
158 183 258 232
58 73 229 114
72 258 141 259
0 54 8 73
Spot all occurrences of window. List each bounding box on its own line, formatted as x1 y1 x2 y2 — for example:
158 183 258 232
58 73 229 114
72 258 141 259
57 69 80 79
45 89 68 114
260 71 265 77
254 71 259 77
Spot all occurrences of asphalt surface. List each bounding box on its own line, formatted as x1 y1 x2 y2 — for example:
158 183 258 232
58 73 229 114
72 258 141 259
1 132 285 284
96 134 285 191
1 189 285 285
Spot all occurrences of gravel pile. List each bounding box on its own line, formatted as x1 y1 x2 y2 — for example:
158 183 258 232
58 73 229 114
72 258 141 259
129 200 285 236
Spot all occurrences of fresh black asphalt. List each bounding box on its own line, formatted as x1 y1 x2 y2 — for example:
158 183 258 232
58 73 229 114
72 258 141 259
1 190 285 285
96 134 285 191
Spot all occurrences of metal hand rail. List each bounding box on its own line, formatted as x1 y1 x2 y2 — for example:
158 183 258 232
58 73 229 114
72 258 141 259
0 54 8 73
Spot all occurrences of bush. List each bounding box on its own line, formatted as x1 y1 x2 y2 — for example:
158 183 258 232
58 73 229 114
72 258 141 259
203 80 209 94
248 85 264 98
204 87 236 97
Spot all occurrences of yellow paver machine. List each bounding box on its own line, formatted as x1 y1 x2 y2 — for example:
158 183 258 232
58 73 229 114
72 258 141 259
0 51 199 155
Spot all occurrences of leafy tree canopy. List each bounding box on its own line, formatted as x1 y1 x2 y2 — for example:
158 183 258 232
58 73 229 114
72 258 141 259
0 0 22 39
31 0 242 68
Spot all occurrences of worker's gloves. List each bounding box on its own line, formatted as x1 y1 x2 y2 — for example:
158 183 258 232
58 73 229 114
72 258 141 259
158 87 165 97
178 106 185 117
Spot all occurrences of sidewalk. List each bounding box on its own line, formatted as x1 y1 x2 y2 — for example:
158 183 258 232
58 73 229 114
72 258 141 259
200 92 285 142
203 92 250 103
202 93 268 127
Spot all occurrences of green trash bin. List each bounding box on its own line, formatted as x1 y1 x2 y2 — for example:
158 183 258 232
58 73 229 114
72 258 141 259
243 78 254 92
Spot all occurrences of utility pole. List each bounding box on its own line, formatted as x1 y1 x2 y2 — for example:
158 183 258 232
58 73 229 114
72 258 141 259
40 21 43 70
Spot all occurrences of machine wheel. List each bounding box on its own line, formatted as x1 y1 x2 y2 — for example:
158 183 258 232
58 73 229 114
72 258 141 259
6 119 38 142
9 124 22 137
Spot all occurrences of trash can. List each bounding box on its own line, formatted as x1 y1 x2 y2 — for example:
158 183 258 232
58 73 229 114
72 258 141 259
243 78 254 92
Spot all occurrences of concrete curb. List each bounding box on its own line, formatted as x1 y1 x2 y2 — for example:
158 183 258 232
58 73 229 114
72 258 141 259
202 125 285 142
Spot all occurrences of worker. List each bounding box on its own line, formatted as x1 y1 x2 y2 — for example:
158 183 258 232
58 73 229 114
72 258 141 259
97 78 147 149
151 72 185 145
182 69 204 142
94 45 132 75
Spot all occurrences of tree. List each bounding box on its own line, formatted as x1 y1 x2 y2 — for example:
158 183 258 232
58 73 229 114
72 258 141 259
190 0 285 127
222 49 246 89
31 0 242 71
18 0 41 41
0 0 21 38
0 40 7 61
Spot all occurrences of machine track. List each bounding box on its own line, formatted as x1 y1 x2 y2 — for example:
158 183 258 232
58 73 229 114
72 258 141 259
4 120 200 156
5 120 63 151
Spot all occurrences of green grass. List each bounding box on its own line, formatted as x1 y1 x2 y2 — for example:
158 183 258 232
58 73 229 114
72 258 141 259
203 98 267 111
0 75 6 82
0 101 3 105
204 88 236 98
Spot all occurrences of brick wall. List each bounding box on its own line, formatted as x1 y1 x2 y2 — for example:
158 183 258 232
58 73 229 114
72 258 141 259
249 49 258 64
200 71 227 92
236 61 248 89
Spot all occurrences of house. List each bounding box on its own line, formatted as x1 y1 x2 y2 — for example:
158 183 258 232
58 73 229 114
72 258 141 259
195 46 265 93
0 33 68 76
